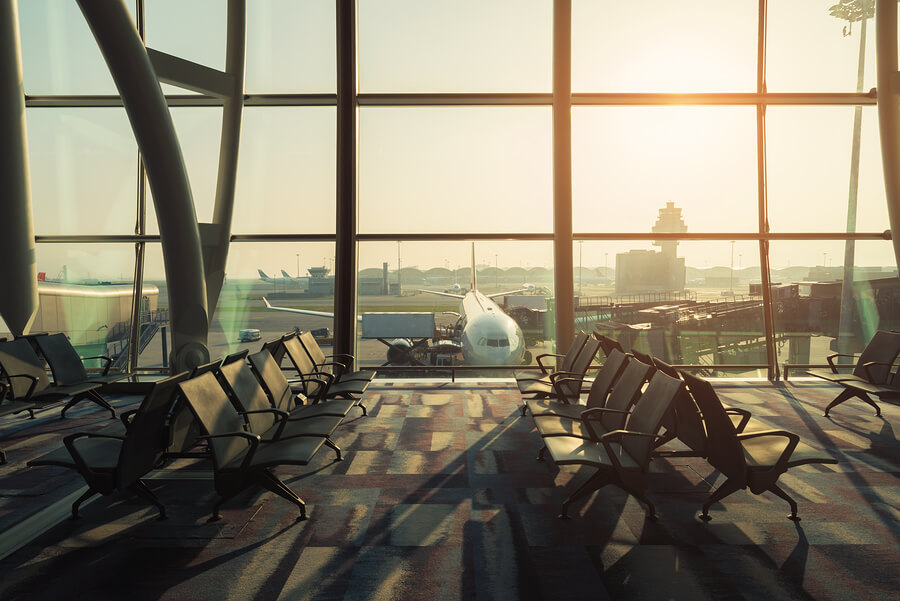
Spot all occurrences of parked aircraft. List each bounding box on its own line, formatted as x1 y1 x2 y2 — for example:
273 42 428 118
258 269 305 285
262 245 529 366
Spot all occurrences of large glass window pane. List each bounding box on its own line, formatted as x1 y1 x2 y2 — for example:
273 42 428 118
572 0 757 93
359 107 552 234
245 0 336 93
144 0 225 72
767 0 877 93
573 107 758 233
27 108 137 236
140 244 171 370
358 0 552 93
18 0 136 95
767 106 889 233
233 108 336 234
357 241 555 373
146 107 223 234
32 243 136 367
581 240 766 374
771 240 899 371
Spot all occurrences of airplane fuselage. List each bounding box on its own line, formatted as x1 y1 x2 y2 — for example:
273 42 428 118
457 291 525 366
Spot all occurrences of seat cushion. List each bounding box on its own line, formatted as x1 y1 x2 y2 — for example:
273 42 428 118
525 398 586 418
534 414 604 439
29 437 123 471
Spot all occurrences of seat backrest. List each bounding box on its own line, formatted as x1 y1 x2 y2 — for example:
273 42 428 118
561 332 589 373
584 348 628 409
222 349 249 366
651 359 706 454
33 333 88 385
178 372 251 469
190 358 223 378
298 331 327 367
620 371 684 467
116 372 188 488
630 349 655 370
556 336 601 400
853 330 900 383
246 349 295 414
0 338 51 399
282 335 326 397
594 334 624 357
598 356 654 431
681 372 747 483
219 359 278 434
261 337 285 364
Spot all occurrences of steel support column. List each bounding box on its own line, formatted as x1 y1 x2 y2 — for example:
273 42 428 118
0 0 37 336
553 0 575 355
334 0 359 364
77 0 209 372
876 0 900 269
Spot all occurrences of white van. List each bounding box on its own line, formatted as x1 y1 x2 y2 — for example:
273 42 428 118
238 328 261 342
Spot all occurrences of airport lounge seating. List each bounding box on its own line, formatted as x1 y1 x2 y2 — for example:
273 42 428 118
682 372 839 521
27 373 188 519
246 349 358 420
525 348 629 419
178 371 332 521
533 354 653 452
515 331 588 385
218 357 344 460
295 330 375 383
543 370 684 519
0 382 35 464
806 330 900 417
277 335 368 414
31 333 131 417
517 335 602 414
0 338 106 418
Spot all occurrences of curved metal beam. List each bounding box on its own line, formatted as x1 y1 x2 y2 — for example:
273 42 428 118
76 0 209 372
876 0 900 269
206 0 246 314
0 0 37 336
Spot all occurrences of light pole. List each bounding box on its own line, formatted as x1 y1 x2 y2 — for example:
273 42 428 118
729 240 735 294
397 241 402 296
604 252 608 281
296 253 300 278
495 254 498 289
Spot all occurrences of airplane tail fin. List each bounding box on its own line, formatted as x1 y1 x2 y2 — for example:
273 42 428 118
262 297 272 308
257 269 269 280
281 269 293 279
470 242 477 291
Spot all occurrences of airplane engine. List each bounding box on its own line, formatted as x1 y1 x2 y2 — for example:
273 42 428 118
385 338 416 365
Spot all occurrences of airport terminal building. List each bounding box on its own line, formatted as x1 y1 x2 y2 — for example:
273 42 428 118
0 2 899 600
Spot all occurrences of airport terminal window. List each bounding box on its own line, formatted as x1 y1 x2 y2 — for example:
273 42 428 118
245 0 336 94
143 0 226 73
232 107 336 235
357 0 552 93
27 108 138 236
766 106 889 233
766 0 878 93
572 106 758 233
571 0 757 93
358 107 553 234
18 0 135 95
146 107 224 235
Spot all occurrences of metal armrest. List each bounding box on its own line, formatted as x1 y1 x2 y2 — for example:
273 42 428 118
722 407 751 433
119 408 139 431
196 432 261 471
63 431 127 476
535 352 565 374
599 429 658 471
240 408 290 439
736 429 800 472
861 361 898 384
6 373 40 401
82 355 114 375
317 361 346 378
579 407 630 441
825 353 856 373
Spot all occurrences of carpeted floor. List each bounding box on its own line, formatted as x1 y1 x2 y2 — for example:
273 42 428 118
0 379 897 600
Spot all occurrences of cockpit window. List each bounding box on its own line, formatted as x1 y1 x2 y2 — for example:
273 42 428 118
481 338 510 347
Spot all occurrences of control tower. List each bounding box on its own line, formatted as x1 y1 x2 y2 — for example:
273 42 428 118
616 202 687 293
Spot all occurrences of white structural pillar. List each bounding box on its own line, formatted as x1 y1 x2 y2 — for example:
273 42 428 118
77 0 209 372
876 0 900 268
0 0 37 336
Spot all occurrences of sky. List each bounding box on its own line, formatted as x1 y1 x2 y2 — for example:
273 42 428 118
12 0 899 282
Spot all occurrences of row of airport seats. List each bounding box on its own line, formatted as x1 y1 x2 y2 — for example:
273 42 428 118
522 347 838 521
25 335 372 522
0 333 135 464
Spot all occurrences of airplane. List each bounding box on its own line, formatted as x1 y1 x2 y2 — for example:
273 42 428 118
281 269 310 285
261 245 529 366
258 269 305 285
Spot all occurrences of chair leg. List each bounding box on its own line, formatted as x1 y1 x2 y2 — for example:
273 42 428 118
0 448 6 464
128 480 167 520
767 482 801 521
700 477 743 521
254 468 307 520
88 390 117 419
357 401 367 416
521 404 528 417
536 445 547 462
559 470 610 519
825 388 880 417
324 437 343 461
71 488 99 519
620 481 657 519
